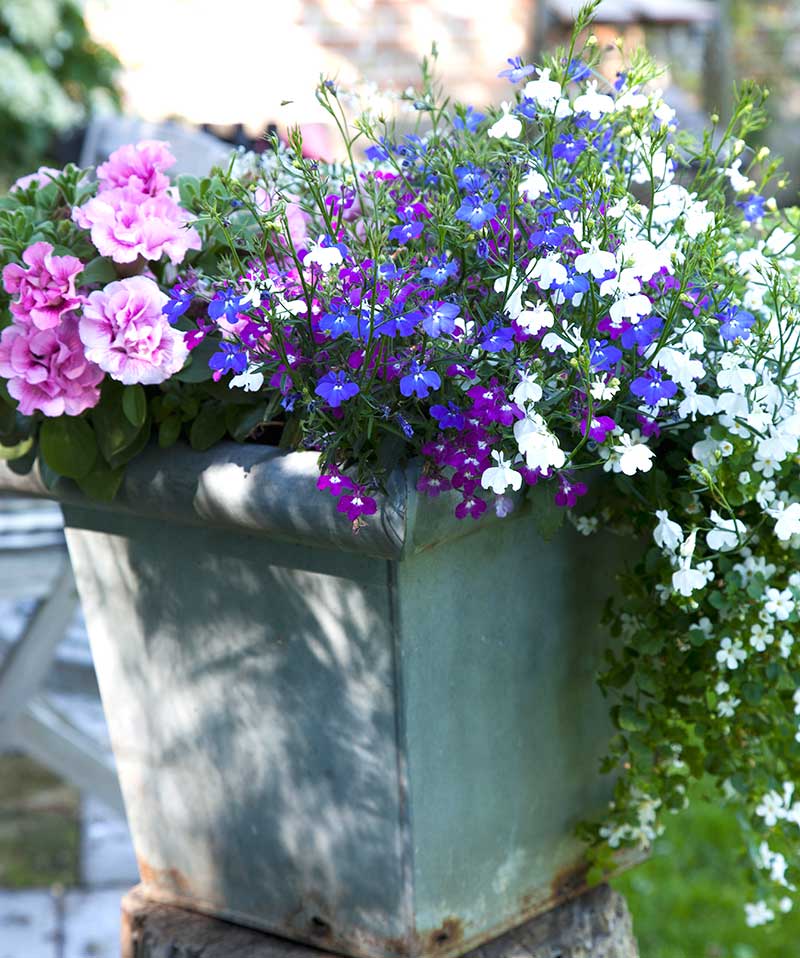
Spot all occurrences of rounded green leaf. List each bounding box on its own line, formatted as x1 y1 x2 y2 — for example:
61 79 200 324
122 385 147 428
39 418 97 479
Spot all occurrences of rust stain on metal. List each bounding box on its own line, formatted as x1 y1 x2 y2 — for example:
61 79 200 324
425 917 465 952
137 855 194 898
549 861 590 904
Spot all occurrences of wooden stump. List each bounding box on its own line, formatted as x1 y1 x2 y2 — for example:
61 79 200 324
121 884 639 958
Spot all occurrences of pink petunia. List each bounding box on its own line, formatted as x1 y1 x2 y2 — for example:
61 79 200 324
0 316 103 417
72 187 201 265
10 166 62 193
2 242 85 330
96 140 176 196
80 276 188 385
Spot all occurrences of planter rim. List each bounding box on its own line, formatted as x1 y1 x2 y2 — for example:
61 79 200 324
0 441 519 558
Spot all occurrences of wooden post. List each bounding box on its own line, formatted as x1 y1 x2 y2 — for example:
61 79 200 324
121 884 639 958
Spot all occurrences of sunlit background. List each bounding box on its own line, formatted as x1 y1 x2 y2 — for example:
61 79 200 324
1 2 800 957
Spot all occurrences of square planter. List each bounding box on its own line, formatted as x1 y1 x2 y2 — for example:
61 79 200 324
0 442 634 958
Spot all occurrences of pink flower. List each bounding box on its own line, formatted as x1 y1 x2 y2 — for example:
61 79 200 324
96 140 176 196
2 242 85 331
0 316 103 417
73 187 201 265
10 166 62 192
80 276 188 385
255 187 309 249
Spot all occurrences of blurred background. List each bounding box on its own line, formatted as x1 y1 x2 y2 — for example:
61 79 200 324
1 2 799 957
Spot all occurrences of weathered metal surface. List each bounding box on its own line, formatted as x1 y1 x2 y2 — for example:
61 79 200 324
121 882 639 958
0 443 637 958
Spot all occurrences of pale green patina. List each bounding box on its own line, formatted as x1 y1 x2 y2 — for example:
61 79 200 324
0 442 634 958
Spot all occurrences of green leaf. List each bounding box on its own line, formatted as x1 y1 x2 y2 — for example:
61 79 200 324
90 380 149 468
79 256 118 286
616 704 649 732
158 415 182 448
122 385 147 428
76 464 125 501
39 417 97 479
189 403 227 451
174 339 215 383
527 483 565 541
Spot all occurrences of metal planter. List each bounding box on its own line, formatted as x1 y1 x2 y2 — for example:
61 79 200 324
0 443 632 958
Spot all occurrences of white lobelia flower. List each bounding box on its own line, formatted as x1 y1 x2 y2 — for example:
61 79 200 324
723 158 756 194
488 101 522 140
513 413 566 472
553 97 573 119
678 385 716 422
769 501 800 541
518 168 549 201
684 202 715 238
716 636 747 670
511 369 543 407
527 253 568 289
717 354 757 395
493 269 524 319
745 902 775 928
706 510 745 552
573 80 615 120
609 293 652 326
672 558 707 597
481 450 523 495
305 239 344 273
613 432 654 476
575 242 616 279
522 68 562 110
614 88 648 112
764 587 795 621
590 377 619 401
653 511 683 552
540 326 579 354
229 369 265 392
516 300 554 335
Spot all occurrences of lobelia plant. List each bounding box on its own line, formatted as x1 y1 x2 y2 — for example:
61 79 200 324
2 0 800 928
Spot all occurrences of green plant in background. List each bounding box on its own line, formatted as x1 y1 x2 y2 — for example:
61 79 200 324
0 0 120 184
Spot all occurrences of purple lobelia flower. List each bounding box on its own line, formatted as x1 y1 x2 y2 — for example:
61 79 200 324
337 486 378 522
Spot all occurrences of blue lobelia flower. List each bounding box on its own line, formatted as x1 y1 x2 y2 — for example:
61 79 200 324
163 288 193 324
420 254 458 287
422 302 460 338
478 320 515 353
553 135 588 162
208 287 243 324
430 402 465 431
455 194 497 230
630 368 678 405
498 56 535 83
454 163 489 194
208 342 248 378
737 194 767 223
453 106 486 133
589 338 622 372
320 301 361 339
314 371 360 408
717 305 755 342
399 361 441 399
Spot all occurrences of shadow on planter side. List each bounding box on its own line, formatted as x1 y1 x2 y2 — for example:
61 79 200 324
0 441 640 958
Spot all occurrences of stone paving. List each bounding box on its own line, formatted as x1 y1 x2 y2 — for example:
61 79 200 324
0 598 139 958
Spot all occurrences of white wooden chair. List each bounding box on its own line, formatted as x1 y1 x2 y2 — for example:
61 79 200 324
0 497 125 815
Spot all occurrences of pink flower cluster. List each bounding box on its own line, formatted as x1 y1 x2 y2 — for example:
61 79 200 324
80 276 188 385
2 242 84 330
72 141 200 265
0 242 103 417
